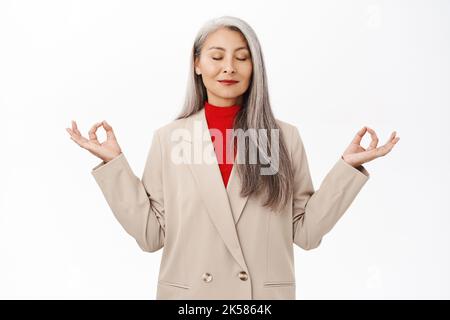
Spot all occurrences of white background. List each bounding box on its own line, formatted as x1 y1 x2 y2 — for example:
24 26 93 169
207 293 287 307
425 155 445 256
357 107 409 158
0 0 449 299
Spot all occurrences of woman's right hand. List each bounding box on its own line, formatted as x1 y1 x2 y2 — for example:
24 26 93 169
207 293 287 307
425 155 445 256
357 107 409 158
66 120 123 163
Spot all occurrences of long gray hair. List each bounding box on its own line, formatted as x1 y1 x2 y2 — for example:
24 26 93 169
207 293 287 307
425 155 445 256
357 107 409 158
175 16 293 213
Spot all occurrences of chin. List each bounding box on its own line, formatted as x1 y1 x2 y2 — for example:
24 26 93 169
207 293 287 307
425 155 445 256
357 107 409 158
217 88 246 98
218 91 239 97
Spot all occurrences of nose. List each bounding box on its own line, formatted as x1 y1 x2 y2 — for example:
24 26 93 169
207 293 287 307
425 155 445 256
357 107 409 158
222 58 236 74
223 67 236 74
223 67 235 74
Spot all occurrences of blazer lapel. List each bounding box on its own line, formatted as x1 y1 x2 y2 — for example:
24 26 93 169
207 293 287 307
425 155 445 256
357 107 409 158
226 148 249 225
183 108 249 271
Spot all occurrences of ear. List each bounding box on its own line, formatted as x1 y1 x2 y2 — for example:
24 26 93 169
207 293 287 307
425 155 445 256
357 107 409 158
194 57 201 75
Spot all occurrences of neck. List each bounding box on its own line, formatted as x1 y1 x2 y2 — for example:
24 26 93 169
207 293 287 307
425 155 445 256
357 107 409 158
206 95 242 107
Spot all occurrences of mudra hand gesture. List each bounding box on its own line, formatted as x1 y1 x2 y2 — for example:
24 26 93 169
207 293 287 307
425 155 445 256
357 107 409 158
342 126 400 168
66 120 122 163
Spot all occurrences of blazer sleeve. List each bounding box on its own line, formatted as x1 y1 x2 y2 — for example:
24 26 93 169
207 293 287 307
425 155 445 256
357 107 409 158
90 130 165 253
291 126 370 250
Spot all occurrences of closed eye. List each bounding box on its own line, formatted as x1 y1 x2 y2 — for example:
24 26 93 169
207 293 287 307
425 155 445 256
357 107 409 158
212 58 248 61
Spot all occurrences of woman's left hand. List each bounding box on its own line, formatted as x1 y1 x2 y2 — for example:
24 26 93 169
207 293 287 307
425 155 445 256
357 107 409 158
341 126 400 168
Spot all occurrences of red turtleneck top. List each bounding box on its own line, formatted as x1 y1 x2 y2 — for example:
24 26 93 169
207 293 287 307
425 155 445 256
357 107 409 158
204 101 241 188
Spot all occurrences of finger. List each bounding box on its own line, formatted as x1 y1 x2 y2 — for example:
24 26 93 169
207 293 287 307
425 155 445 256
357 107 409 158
366 127 379 151
66 128 76 138
88 122 103 143
72 120 82 136
388 135 400 147
67 124 90 144
375 135 400 157
69 132 89 148
383 131 398 146
101 120 117 141
69 135 83 147
351 126 368 145
389 131 397 142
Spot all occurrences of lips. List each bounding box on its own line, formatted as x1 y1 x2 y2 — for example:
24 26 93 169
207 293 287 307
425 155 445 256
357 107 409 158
218 80 239 84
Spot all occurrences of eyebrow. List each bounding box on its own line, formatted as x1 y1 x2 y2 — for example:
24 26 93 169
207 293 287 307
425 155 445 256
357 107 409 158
207 46 249 52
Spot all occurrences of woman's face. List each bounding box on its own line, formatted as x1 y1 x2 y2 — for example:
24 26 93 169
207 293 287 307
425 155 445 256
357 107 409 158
195 27 253 107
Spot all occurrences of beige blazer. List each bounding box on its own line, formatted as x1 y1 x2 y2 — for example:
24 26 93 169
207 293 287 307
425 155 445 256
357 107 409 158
91 107 370 300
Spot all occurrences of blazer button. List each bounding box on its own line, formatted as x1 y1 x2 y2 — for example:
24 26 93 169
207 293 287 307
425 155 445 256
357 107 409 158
238 271 248 281
202 272 213 283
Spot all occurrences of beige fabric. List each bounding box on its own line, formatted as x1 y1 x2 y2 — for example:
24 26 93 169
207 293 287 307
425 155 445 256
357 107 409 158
91 108 369 299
